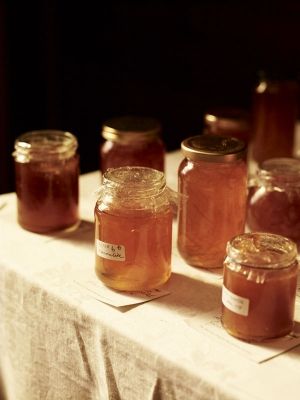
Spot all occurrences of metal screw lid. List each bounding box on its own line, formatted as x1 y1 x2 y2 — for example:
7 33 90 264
181 134 246 162
102 115 161 142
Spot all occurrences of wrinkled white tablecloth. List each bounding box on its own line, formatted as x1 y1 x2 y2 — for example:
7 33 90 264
1 150 300 400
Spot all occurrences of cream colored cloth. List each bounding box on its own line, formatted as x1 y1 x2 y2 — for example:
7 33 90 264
1 151 300 400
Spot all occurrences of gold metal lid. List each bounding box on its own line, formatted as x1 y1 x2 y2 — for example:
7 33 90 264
102 116 161 142
181 134 246 162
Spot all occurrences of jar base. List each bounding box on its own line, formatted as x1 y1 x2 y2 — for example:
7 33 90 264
221 322 294 343
95 268 171 292
18 218 80 234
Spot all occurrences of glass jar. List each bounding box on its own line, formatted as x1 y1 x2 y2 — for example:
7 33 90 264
251 77 299 164
204 107 251 145
94 166 173 291
222 232 298 342
247 158 300 247
13 130 79 233
100 115 165 173
177 135 247 268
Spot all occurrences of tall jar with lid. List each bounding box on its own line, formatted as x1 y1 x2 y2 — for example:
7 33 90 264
177 135 247 268
247 157 300 246
13 130 79 233
95 166 173 291
222 232 298 341
251 76 299 164
100 115 165 173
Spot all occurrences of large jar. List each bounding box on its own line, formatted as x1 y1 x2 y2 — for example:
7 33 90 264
100 115 165 173
222 232 298 342
13 130 79 233
177 135 247 268
251 77 298 164
95 166 173 291
247 157 300 246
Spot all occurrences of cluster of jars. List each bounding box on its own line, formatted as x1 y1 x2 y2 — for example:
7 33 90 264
12 72 300 343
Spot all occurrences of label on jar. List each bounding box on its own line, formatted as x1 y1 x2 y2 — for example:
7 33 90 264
222 285 249 316
96 239 125 261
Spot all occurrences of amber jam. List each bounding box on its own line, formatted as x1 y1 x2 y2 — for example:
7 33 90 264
222 232 298 342
177 135 247 268
251 79 298 164
204 107 251 145
247 158 300 247
94 167 173 291
100 115 165 173
13 130 79 233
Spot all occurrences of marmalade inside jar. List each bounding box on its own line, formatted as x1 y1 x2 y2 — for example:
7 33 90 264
15 155 79 233
95 206 172 291
177 158 247 268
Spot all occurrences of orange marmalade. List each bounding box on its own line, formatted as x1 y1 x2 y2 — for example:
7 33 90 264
177 135 247 268
95 167 173 291
222 232 298 342
13 130 79 233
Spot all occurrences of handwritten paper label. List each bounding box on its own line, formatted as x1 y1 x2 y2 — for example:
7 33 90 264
96 239 125 261
222 285 249 316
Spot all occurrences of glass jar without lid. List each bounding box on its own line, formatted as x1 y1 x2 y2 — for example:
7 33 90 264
13 130 79 233
177 134 248 268
94 166 173 291
100 115 165 173
222 232 298 342
247 157 300 246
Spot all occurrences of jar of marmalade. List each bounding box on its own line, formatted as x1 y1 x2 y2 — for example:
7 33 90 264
251 77 298 164
222 232 298 342
177 135 247 268
247 158 300 246
100 115 165 173
95 166 173 291
13 130 79 233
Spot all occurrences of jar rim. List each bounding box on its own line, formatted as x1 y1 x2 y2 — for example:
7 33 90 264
258 157 300 185
226 232 298 269
13 130 78 162
102 166 166 197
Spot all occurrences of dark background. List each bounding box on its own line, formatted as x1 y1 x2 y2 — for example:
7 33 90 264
1 1 300 193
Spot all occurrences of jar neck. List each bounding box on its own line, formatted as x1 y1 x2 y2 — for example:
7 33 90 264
13 130 78 163
226 233 298 269
257 158 300 188
102 166 167 199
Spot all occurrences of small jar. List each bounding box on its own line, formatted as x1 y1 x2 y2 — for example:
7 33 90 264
204 107 251 145
13 130 79 233
222 232 298 342
247 158 300 246
100 115 165 173
251 77 298 164
177 135 247 268
95 166 173 291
